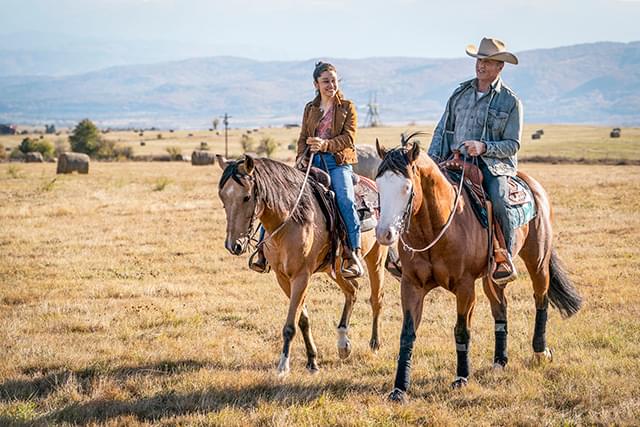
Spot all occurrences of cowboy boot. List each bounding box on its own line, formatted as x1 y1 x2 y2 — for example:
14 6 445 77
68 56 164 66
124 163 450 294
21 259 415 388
492 253 517 285
341 247 364 279
248 246 270 274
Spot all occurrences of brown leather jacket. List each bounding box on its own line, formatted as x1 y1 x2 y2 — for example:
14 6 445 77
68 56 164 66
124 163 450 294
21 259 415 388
295 93 358 165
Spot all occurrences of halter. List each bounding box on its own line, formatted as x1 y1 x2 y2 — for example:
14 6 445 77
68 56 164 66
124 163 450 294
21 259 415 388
397 155 467 254
222 152 317 252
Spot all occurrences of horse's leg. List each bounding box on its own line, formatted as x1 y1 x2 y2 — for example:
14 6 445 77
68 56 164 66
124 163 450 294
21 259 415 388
364 243 386 352
523 252 553 364
452 279 477 388
334 273 359 359
388 281 428 403
276 272 311 376
482 277 509 369
298 304 319 373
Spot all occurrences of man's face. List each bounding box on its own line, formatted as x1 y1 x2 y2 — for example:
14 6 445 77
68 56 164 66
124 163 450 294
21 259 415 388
475 59 504 83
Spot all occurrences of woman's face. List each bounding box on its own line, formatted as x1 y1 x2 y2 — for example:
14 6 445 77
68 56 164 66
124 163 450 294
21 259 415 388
314 70 338 99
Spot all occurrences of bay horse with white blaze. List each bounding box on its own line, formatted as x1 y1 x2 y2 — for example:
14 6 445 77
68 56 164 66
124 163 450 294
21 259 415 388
374 137 582 401
217 154 388 376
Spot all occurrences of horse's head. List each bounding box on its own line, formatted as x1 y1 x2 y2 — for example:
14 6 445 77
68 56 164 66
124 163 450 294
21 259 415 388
374 136 421 246
217 154 261 255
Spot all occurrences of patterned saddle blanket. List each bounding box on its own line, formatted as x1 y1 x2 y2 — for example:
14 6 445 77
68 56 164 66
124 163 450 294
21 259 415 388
444 165 536 230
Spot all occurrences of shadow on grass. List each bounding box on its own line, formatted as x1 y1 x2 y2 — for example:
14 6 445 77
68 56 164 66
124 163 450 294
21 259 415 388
0 359 273 403
42 377 370 425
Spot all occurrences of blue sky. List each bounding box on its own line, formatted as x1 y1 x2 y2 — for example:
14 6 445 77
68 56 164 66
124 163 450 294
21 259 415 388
1 0 639 59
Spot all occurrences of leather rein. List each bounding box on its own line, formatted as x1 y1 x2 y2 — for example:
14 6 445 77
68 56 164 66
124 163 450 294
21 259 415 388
398 159 466 254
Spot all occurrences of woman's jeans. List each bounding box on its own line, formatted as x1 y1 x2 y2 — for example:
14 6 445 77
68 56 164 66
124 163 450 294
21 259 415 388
313 153 361 250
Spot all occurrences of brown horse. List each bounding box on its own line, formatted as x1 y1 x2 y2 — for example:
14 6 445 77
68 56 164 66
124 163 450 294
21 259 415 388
216 155 389 376
374 138 582 401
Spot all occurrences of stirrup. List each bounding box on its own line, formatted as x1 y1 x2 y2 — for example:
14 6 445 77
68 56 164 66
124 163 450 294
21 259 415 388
492 257 517 285
248 248 270 274
340 251 364 279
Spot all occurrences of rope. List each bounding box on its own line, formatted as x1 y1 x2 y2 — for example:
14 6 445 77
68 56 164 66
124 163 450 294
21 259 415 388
399 157 466 254
256 151 316 249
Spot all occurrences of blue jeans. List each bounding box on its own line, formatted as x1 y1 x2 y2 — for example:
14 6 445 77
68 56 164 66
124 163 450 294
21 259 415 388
479 159 514 256
313 153 361 250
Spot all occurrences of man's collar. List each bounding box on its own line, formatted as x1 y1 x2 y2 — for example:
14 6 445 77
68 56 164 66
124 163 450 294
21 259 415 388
471 76 503 93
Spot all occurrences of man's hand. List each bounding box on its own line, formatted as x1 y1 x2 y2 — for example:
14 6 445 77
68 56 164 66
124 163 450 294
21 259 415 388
306 137 328 153
462 140 486 157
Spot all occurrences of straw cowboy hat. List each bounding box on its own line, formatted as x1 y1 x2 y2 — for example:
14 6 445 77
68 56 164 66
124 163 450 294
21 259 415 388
465 37 518 65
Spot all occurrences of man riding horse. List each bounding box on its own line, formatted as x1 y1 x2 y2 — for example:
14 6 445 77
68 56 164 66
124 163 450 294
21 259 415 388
428 37 523 284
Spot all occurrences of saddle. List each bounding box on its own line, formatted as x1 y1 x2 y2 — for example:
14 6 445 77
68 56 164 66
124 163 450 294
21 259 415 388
309 167 379 233
440 152 535 267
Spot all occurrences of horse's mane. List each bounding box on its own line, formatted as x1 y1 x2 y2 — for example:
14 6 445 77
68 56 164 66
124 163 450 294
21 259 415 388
219 157 315 225
376 132 432 179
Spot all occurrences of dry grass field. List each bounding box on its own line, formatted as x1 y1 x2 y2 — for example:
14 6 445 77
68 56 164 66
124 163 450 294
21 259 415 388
2 123 639 164
1 126 640 425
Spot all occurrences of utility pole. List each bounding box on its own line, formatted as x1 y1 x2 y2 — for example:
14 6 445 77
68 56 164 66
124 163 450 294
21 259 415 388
222 113 231 158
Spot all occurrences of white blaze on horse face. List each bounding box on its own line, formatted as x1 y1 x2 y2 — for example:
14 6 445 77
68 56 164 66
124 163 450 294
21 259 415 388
376 171 412 246
219 179 254 255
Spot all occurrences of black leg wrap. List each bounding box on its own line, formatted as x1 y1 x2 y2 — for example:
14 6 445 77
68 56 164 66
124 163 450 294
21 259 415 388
494 321 508 365
532 308 548 353
454 316 470 378
282 325 296 357
393 312 416 392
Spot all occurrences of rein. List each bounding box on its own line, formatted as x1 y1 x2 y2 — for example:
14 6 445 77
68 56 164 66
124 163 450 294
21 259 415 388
398 157 466 254
254 151 316 249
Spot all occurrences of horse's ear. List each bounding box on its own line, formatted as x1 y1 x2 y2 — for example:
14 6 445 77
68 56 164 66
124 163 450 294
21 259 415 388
375 138 387 159
244 154 255 176
408 141 421 163
216 154 230 170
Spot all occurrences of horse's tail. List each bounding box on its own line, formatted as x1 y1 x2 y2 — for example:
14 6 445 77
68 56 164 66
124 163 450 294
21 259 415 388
548 247 582 318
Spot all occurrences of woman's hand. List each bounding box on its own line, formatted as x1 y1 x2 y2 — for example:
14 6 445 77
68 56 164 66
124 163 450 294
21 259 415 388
306 137 328 153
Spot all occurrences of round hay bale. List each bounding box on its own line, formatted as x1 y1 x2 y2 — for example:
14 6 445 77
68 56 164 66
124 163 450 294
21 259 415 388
531 133 541 140
25 152 44 163
536 129 544 135
191 150 216 166
610 130 621 138
57 152 90 174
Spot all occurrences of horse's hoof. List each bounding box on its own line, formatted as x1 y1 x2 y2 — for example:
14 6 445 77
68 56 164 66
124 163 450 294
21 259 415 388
369 338 381 353
306 361 320 374
492 359 508 370
451 377 468 389
388 388 408 404
338 342 352 359
276 354 290 377
533 348 553 365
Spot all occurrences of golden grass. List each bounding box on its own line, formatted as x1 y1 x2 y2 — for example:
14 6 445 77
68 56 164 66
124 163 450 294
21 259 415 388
2 123 639 163
1 141 639 425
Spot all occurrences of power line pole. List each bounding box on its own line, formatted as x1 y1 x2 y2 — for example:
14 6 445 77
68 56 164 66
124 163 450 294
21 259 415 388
222 113 231 158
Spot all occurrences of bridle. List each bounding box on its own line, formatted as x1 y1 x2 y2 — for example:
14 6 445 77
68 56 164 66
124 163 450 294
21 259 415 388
223 152 316 252
396 158 467 254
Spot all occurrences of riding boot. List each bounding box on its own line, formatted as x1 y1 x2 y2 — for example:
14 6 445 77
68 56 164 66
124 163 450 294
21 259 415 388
492 226 517 285
341 247 364 279
248 246 270 273
492 253 517 285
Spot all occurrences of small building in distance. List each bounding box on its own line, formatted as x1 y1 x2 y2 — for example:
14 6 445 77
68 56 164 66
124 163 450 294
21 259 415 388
0 124 17 135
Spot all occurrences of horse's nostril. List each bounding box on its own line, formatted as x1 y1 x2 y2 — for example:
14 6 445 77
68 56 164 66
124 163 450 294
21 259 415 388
233 243 242 254
385 230 392 242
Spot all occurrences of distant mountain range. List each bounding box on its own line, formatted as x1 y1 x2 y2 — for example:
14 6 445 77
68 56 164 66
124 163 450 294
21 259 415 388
0 38 638 128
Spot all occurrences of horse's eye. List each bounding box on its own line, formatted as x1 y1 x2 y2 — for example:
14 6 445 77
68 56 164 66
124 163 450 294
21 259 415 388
243 196 251 202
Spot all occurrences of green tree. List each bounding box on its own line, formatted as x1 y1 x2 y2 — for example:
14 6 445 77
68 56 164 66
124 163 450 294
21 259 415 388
19 137 54 159
257 136 279 158
69 119 101 155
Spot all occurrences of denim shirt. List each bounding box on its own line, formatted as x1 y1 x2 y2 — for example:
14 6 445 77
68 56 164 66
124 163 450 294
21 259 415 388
428 77 523 176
